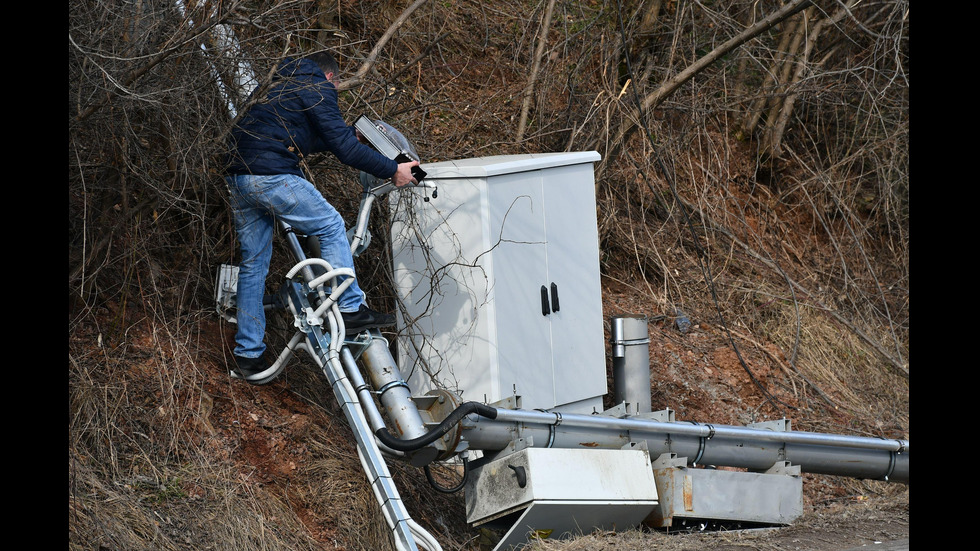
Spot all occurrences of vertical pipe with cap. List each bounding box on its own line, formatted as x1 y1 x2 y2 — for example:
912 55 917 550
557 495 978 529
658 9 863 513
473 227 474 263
611 315 652 414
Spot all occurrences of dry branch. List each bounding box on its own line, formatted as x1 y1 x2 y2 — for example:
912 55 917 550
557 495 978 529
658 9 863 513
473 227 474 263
516 0 557 142
603 0 813 171
343 0 429 90
763 2 854 157
72 1 245 122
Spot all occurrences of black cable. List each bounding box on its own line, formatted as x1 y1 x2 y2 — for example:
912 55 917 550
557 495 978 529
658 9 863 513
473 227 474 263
424 456 469 494
375 401 497 452
612 0 792 414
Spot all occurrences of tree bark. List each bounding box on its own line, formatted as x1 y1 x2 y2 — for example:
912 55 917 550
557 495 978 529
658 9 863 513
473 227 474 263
763 2 853 157
516 0 558 142
739 9 804 139
601 0 812 173
343 0 429 90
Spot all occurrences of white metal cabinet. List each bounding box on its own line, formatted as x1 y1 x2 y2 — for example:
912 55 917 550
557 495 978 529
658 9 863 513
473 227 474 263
390 152 605 412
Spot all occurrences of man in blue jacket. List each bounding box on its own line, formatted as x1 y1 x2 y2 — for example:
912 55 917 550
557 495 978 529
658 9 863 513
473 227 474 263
226 52 418 384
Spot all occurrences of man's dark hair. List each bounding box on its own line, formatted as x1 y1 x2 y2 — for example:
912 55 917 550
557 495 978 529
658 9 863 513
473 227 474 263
306 52 340 76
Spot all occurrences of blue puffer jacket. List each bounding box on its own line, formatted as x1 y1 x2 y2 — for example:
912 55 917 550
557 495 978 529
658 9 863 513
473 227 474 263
227 57 397 179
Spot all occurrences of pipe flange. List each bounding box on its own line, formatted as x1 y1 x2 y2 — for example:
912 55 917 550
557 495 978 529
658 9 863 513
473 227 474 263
422 389 464 461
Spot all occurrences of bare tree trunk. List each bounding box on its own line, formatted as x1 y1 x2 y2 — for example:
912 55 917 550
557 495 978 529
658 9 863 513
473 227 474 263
759 7 812 145
516 0 558 142
344 0 429 90
601 0 812 173
73 0 248 122
637 0 664 39
739 9 804 139
315 0 339 49
635 0 665 89
763 2 853 157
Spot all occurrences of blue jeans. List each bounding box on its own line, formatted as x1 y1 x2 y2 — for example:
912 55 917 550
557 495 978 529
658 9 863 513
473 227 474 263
226 173 365 358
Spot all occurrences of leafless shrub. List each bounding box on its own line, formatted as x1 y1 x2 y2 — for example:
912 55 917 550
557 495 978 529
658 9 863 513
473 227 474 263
70 0 907 548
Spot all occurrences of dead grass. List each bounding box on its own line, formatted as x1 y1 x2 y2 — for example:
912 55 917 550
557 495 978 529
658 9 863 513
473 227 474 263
524 487 908 551
762 301 909 437
69 0 907 549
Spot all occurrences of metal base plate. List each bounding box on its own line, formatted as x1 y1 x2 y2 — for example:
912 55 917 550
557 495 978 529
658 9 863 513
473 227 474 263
493 500 656 551
647 465 802 527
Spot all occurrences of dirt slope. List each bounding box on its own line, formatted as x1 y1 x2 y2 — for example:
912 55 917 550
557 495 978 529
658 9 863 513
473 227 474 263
69 2 908 549
69 279 907 551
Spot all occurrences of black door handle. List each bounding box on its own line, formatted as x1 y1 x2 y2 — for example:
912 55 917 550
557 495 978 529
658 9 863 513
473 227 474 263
550 282 560 313
508 464 527 488
540 285 550 316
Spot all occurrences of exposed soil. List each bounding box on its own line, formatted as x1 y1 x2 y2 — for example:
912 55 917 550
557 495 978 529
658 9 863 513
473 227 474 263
530 495 909 551
68 2 908 547
68 154 908 550
90 279 904 551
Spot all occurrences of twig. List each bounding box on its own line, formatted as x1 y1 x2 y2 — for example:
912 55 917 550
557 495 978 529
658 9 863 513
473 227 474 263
343 0 429 90
726 326 839 409
387 32 451 83
710 217 909 381
516 0 557 142
601 0 813 174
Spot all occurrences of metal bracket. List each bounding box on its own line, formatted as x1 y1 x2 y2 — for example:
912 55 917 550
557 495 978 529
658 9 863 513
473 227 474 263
765 461 802 477
747 419 791 461
652 452 688 470
599 402 630 419
283 282 320 334
215 264 239 323
748 419 792 432
488 395 521 410
637 408 676 423
302 306 322 328
622 440 649 453
513 436 534 453
343 332 374 360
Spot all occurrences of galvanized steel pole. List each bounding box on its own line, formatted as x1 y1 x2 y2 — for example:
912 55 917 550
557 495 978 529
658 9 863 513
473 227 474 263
460 408 908 483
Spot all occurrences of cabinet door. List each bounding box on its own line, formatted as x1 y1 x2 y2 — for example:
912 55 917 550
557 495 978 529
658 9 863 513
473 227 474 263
487 170 556 409
392 179 494 398
542 164 607 406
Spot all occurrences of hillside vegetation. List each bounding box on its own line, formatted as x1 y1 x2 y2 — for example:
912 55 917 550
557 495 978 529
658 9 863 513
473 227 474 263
69 1 908 549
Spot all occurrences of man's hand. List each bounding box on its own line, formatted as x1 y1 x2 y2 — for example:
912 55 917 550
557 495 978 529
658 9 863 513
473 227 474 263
392 161 419 188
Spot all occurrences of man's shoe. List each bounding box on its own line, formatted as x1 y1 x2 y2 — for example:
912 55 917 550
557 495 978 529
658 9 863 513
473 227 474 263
231 354 284 385
342 305 396 335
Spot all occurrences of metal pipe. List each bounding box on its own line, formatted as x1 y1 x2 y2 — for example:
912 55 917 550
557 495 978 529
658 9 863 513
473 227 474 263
281 224 320 285
611 315 651 413
461 409 908 483
280 253 433 550
350 193 378 254
311 311 420 551
340 347 389 434
360 333 429 441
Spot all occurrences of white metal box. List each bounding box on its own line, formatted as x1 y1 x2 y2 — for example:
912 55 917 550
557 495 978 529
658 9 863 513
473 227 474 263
390 152 606 413
465 448 659 549
648 464 803 527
